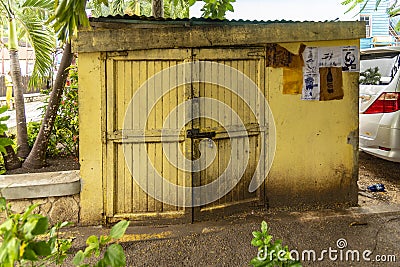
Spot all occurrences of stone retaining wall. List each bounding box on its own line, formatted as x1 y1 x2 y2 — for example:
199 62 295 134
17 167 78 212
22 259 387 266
1 194 81 224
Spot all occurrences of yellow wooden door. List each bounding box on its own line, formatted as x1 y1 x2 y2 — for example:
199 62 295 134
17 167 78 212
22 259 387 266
191 48 266 220
104 49 193 223
104 48 267 223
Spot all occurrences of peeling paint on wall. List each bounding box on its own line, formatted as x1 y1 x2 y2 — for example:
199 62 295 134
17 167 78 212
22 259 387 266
283 67 303 94
266 43 305 68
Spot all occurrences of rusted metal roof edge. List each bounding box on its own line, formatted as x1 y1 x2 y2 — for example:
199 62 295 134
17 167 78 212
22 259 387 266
89 14 337 25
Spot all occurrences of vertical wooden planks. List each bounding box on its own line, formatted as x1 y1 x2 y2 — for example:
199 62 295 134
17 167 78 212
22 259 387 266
138 60 148 212
231 59 240 203
105 48 264 222
147 60 156 212
105 58 116 217
123 60 133 213
115 60 124 213
168 60 178 210
176 59 186 211
131 60 141 213
224 61 233 204
217 61 226 205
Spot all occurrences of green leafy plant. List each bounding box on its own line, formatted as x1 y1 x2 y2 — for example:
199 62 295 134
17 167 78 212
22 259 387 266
30 64 79 157
0 197 129 266
250 221 301 267
0 106 14 154
27 121 57 153
73 220 129 267
342 0 400 20
200 0 235 19
0 105 16 174
359 67 381 85
0 197 73 266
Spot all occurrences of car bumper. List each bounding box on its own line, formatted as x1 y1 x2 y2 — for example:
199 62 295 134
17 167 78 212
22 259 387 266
359 127 400 162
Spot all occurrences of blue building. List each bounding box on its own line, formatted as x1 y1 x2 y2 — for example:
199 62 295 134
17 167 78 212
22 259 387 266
360 0 400 49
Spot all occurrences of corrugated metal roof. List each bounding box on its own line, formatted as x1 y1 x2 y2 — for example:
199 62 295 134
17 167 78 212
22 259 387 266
89 14 338 25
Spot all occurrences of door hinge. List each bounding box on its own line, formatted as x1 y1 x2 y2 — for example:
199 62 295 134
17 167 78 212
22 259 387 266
102 131 124 143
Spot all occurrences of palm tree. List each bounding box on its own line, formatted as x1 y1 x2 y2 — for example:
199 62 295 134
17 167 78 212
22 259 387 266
23 0 88 168
0 0 55 158
23 0 235 169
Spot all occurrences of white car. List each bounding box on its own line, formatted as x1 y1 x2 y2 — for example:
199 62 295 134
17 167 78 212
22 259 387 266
359 47 400 162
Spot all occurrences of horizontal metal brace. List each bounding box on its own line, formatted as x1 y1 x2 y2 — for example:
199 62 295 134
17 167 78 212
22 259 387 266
103 123 267 143
103 129 185 143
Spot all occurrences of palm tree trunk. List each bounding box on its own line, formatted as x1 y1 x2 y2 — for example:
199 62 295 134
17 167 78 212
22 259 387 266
23 42 73 169
152 0 164 17
0 134 21 170
9 52 30 158
8 17 30 158
2 145 21 170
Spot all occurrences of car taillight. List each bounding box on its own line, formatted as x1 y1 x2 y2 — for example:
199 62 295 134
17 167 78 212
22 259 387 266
363 92 400 114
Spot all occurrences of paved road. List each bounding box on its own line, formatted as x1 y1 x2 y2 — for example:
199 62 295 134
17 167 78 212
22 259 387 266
3 98 45 129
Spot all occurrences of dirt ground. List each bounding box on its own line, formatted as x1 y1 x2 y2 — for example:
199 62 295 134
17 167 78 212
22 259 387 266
5 156 79 174
116 152 400 267
358 151 400 206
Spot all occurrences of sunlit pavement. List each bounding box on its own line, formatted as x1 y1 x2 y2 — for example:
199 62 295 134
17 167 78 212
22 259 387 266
2 94 46 129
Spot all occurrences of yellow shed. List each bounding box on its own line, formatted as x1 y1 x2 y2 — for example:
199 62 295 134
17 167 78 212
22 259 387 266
76 16 365 225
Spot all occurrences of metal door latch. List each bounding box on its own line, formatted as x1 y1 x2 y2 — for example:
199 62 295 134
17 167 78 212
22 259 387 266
186 129 216 139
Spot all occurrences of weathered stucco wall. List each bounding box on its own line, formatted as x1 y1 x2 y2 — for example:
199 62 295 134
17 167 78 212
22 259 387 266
78 52 104 225
266 40 359 208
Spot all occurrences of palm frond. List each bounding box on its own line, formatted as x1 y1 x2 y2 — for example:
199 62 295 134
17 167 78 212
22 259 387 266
0 14 8 26
18 11 55 87
111 0 125 15
0 0 13 19
342 0 367 14
22 0 54 10
49 0 89 42
90 0 110 17
17 26 26 41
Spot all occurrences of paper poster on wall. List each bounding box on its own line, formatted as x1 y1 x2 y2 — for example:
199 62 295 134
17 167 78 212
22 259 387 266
341 46 359 72
303 46 318 73
302 72 320 100
301 47 320 100
319 67 344 101
318 47 342 67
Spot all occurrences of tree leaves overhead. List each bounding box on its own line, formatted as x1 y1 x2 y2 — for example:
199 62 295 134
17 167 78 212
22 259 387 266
110 0 125 15
49 0 90 42
342 0 400 31
19 10 55 87
342 0 400 15
200 0 235 19
341 0 364 14
22 0 53 11
0 0 55 87
87 0 234 19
